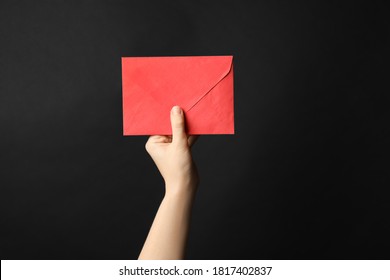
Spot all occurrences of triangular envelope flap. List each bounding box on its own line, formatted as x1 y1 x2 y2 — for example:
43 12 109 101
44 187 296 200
123 56 233 111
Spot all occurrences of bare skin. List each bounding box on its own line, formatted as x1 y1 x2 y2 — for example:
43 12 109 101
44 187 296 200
138 106 198 260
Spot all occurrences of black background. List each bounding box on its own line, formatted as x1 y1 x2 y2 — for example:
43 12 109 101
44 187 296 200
1 0 389 259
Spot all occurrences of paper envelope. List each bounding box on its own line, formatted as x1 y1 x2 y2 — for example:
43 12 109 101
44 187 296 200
121 56 234 135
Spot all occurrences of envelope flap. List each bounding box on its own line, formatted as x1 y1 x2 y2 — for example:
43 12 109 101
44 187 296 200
122 56 233 111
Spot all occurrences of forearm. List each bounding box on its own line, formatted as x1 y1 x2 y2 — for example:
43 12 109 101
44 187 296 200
138 187 196 260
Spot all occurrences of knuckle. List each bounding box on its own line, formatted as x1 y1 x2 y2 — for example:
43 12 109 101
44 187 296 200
173 118 185 129
145 141 151 152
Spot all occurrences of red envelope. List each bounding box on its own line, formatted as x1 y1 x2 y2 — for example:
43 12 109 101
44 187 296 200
121 56 234 135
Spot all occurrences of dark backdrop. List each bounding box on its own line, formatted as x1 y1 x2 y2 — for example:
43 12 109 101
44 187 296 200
1 0 389 259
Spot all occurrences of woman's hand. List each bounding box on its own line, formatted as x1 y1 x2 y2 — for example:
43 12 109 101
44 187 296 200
145 106 198 196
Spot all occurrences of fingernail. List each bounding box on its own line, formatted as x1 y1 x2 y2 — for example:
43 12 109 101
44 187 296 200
172 106 182 115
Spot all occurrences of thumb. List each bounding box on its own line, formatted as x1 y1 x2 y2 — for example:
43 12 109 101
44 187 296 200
170 106 187 145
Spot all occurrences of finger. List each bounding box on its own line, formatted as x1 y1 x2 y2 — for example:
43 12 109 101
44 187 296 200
145 135 171 152
170 106 187 145
148 135 171 143
188 135 199 147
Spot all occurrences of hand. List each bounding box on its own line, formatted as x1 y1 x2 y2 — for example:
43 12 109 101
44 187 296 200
145 106 199 196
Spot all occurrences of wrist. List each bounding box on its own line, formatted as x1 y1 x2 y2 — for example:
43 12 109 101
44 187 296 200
164 181 198 200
